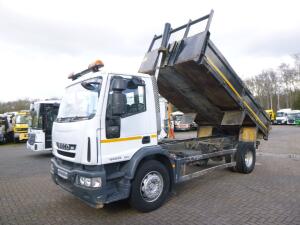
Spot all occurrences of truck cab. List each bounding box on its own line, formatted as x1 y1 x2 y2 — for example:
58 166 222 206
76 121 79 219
295 113 300 125
265 109 275 124
27 100 60 151
172 111 197 131
275 108 292 125
287 110 300 125
13 111 31 142
51 61 162 210
52 63 157 165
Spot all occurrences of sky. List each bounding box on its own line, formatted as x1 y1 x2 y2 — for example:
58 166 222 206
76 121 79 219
0 0 300 101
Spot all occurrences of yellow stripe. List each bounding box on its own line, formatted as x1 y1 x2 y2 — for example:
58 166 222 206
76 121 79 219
101 134 157 143
206 57 267 131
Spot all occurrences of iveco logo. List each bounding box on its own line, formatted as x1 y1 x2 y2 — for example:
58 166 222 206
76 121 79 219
56 142 76 151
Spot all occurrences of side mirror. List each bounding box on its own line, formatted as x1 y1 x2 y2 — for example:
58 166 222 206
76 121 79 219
127 77 145 89
106 125 120 139
112 92 126 116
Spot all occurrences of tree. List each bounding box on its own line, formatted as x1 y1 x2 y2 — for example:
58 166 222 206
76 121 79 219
0 99 32 114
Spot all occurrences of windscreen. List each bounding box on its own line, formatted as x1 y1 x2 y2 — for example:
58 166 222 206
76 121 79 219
181 115 194 124
276 112 285 117
16 114 30 124
174 115 183 121
57 77 102 122
288 113 297 119
31 103 59 129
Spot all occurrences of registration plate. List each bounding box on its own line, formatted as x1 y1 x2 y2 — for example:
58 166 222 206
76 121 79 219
57 168 69 179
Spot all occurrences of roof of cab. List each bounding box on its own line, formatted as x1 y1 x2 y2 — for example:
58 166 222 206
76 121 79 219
33 100 60 104
66 70 151 88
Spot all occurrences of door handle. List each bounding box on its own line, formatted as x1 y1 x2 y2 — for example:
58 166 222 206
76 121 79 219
142 136 150 144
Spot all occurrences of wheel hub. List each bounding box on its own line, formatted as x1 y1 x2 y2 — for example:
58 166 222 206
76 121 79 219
245 151 253 168
140 171 164 202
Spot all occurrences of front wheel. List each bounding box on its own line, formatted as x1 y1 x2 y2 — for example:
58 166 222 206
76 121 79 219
129 160 170 212
236 142 256 174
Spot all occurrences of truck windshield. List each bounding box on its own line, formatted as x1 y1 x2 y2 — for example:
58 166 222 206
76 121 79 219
276 112 285 117
288 114 297 119
57 77 102 122
174 115 183 121
181 115 194 123
16 115 30 124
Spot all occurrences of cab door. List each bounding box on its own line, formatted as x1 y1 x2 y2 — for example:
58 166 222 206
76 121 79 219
100 74 157 165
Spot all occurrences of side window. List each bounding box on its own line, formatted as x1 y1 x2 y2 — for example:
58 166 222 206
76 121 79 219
105 76 146 139
123 85 146 117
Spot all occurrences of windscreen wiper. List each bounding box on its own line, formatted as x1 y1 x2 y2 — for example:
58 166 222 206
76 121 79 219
69 116 89 122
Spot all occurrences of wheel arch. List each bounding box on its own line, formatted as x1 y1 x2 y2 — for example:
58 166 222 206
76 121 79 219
123 145 175 189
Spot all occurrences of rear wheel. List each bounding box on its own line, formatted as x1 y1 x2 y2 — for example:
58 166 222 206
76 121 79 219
235 142 256 174
129 160 170 212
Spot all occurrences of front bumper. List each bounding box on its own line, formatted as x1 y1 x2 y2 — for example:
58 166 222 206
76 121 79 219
14 132 28 141
27 142 49 151
275 120 285 125
51 157 108 208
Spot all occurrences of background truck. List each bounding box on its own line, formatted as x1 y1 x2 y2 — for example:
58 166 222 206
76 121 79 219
4 112 16 142
50 11 270 212
13 110 31 142
27 100 60 151
265 109 275 124
0 114 9 143
274 108 292 125
172 111 197 131
287 110 300 125
295 114 300 125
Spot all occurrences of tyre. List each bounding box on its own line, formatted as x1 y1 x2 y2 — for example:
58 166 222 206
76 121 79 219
235 142 256 174
129 160 170 212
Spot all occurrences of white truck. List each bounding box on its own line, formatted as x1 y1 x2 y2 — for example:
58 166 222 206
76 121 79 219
27 100 60 151
172 111 197 131
50 11 270 212
287 110 300 125
275 108 292 125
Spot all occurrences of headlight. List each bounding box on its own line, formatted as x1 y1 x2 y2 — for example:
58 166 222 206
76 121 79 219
78 176 102 188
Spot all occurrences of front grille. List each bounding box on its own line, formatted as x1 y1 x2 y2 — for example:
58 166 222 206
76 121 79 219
57 150 75 158
28 133 36 145
15 128 28 132
288 119 294 123
56 142 76 150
